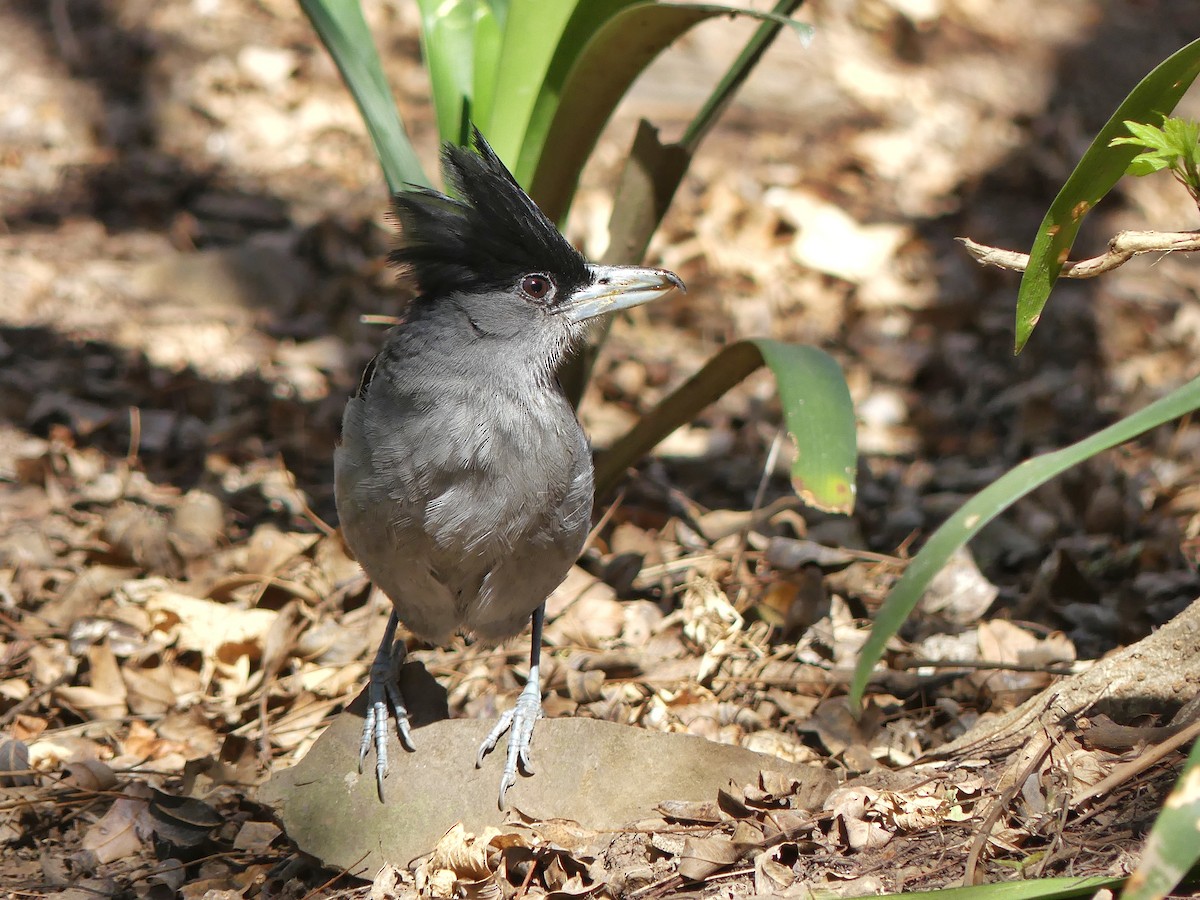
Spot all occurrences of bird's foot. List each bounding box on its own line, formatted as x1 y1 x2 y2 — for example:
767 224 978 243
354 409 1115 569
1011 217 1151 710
359 640 415 801
477 676 543 809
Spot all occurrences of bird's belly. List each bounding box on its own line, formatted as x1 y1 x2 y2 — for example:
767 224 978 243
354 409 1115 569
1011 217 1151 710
336 452 591 646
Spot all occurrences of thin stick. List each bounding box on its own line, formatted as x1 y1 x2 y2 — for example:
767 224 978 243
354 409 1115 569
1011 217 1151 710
959 230 1200 278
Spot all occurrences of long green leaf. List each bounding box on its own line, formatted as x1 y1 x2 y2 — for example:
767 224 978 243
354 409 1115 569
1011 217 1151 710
594 340 856 514
1014 38 1200 352
526 3 810 221
481 0 588 162
415 0 485 146
470 5 503 134
298 0 430 192
1121 734 1200 900
849 375 1200 710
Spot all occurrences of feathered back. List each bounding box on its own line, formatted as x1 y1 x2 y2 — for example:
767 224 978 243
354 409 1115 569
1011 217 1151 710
391 128 590 301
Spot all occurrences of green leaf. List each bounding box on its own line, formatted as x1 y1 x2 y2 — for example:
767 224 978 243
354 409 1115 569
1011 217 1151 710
526 3 810 221
848 373 1200 710
470 5 503 134
298 0 430 193
560 5 804 406
1110 118 1175 152
484 0 510 30
1014 38 1200 353
1126 153 1173 176
416 0 486 146
593 340 856 515
1163 115 1200 151
1121 734 1200 900
481 0 591 163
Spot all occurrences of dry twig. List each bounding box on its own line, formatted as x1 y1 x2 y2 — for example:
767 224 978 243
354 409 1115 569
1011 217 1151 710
959 230 1200 277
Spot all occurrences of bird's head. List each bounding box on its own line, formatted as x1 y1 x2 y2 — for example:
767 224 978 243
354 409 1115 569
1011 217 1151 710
390 128 684 375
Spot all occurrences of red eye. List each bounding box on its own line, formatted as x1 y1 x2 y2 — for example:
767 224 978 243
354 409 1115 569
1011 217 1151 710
520 274 553 300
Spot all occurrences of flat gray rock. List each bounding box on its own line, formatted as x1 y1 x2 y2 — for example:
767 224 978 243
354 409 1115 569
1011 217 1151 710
260 682 835 872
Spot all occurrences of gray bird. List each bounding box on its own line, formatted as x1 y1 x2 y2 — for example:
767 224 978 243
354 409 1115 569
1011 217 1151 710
335 128 684 806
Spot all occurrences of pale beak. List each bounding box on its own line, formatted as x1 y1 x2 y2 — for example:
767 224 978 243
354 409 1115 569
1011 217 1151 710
558 264 685 324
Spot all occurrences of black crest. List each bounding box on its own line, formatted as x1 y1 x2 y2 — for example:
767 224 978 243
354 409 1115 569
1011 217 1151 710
391 128 590 301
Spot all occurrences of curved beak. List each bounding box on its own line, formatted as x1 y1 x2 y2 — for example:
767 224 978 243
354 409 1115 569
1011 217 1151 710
558 264 685 324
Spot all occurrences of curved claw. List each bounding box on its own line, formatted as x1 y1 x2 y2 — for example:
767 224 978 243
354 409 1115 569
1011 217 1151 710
477 676 543 809
358 613 414 802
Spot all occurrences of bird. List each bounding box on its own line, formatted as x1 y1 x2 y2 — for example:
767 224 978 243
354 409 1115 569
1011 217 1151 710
334 126 684 807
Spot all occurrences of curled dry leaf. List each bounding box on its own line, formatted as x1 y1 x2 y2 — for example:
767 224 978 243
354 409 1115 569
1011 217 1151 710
168 489 224 561
551 591 625 649
754 843 799 893
82 786 152 864
824 786 893 851
67 617 147 657
765 536 858 571
428 823 504 884
232 820 282 851
241 524 321 577
677 833 741 881
146 789 222 849
102 502 182 575
55 643 127 721
371 863 404 900
919 547 999 623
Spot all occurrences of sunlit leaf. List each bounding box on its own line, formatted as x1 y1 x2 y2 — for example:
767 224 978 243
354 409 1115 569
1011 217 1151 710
1014 38 1200 352
416 0 485 146
526 3 810 220
594 340 856 514
298 0 429 192
481 0 589 163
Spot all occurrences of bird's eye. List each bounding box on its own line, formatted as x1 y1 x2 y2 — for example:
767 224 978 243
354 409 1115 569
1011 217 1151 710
520 273 554 301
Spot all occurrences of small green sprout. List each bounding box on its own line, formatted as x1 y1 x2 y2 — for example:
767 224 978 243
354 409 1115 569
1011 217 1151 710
1110 115 1200 207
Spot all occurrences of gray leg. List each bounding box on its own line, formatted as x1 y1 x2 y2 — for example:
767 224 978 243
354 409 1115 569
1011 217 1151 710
359 610 415 801
477 604 545 809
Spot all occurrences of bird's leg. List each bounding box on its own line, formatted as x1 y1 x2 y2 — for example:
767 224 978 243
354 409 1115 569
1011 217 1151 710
359 610 415 800
477 603 545 809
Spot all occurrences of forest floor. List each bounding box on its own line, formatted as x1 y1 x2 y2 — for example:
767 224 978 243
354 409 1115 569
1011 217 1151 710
3 0 1200 897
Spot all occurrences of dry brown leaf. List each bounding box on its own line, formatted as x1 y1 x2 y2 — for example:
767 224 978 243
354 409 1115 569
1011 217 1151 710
754 843 798 893
919 547 999 623
27 733 110 771
82 788 151 864
232 820 282 851
55 643 127 721
677 833 740 881
552 591 625 649
824 787 892 851
241 524 320 576
121 719 188 763
973 619 1076 706
134 581 276 691
428 822 503 882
